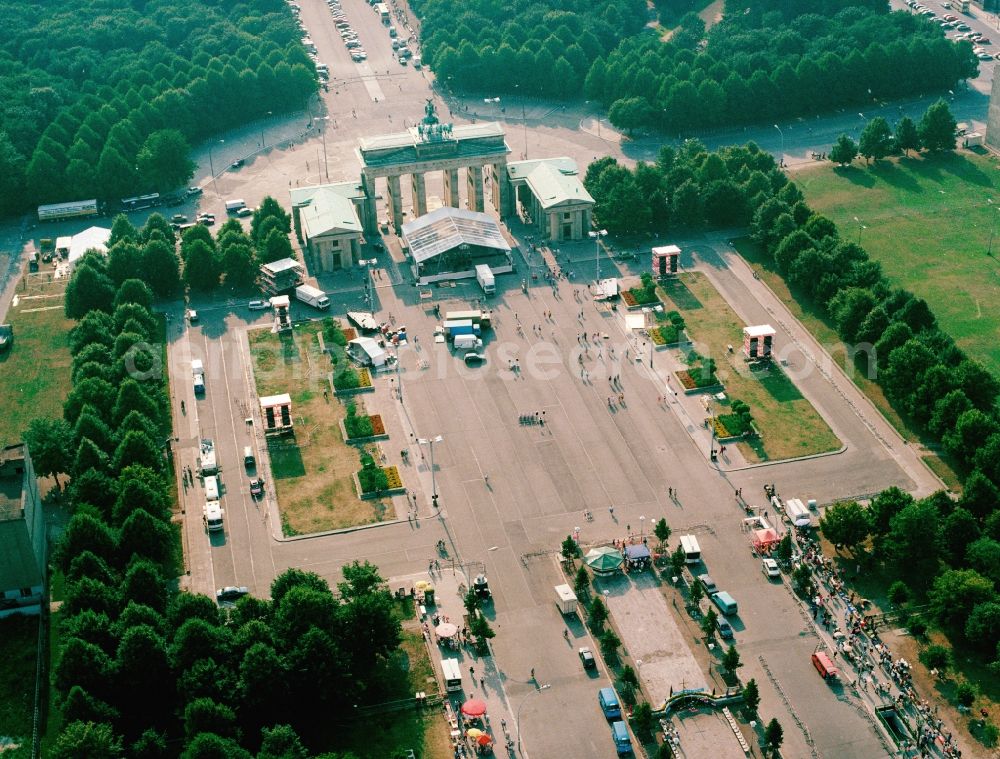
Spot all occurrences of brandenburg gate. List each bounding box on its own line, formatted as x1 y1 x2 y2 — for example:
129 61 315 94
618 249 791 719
356 100 512 235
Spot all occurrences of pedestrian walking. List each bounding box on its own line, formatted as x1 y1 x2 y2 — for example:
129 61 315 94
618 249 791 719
480 677 485 688
470 666 475 677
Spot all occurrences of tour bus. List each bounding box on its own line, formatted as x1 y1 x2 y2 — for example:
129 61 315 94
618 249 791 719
680 534 701 564
441 658 463 692
37 199 100 222
121 193 160 212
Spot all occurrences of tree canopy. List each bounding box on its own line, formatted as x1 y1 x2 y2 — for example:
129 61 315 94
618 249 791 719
3 0 317 207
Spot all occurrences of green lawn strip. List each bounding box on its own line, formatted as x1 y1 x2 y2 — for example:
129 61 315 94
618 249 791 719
0 616 38 742
663 272 840 461
796 152 1000 377
0 281 74 448
248 321 388 534
40 610 62 757
733 236 963 487
322 624 444 758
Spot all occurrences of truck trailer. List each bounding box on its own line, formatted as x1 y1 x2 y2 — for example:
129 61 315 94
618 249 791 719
554 584 578 614
294 284 330 310
475 264 495 295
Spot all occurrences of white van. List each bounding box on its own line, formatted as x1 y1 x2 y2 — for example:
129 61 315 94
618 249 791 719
441 658 463 692
225 199 247 213
680 534 701 564
204 501 224 532
204 475 220 501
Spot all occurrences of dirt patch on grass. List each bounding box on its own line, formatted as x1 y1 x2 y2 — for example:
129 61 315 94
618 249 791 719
662 272 840 461
248 322 393 535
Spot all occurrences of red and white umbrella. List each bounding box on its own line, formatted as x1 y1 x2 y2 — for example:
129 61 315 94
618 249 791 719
461 698 488 717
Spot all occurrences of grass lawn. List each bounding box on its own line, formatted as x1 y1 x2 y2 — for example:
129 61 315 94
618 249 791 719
659 274 841 462
733 237 963 488
796 151 1000 377
248 321 392 535
333 618 451 759
0 616 38 746
0 279 74 448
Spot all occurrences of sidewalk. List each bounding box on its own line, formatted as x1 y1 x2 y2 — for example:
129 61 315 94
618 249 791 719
390 567 520 756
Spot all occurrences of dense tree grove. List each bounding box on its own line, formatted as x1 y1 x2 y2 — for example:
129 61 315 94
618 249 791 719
414 0 647 98
587 139 1000 668
47 258 408 756
589 3 977 134
0 0 316 210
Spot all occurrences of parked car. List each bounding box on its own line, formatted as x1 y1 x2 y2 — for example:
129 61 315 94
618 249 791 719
463 352 486 365
579 647 596 669
171 213 188 224
762 558 781 579
716 616 734 639
249 478 264 498
237 207 253 217
697 574 717 593
216 586 249 603
188 186 204 196
230 158 245 170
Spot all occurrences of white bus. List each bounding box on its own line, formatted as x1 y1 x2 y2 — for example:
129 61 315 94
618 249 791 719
680 534 701 564
441 657 463 692
37 199 99 222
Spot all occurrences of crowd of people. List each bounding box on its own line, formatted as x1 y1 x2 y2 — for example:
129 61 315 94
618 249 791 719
788 528 964 758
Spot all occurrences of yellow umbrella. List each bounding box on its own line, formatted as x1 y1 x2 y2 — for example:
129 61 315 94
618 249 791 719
466 728 484 738
415 580 433 591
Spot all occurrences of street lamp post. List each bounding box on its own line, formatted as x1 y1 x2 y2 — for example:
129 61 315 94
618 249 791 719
589 229 608 284
773 124 784 161
853 216 867 245
640 515 645 538
314 116 330 181
516 684 551 752
261 111 273 149
988 199 999 257
207 139 224 198
416 435 443 508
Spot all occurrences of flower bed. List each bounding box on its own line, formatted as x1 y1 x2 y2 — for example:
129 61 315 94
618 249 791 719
628 286 660 305
344 403 374 438
357 451 389 493
384 465 402 489
650 324 683 345
627 272 661 307
715 400 755 438
370 414 385 436
343 327 358 341
334 366 373 391
676 351 720 390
